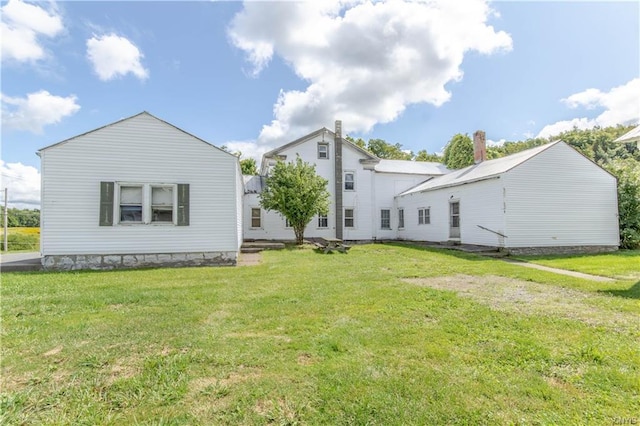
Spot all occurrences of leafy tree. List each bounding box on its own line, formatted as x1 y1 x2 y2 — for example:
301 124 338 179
607 159 640 249
240 158 258 175
442 134 474 169
345 135 367 149
259 156 330 245
6 208 40 227
415 149 442 162
366 138 413 160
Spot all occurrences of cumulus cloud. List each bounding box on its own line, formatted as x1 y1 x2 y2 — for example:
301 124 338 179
537 78 640 138
0 0 64 63
228 0 512 146
86 34 149 81
1 90 80 134
0 161 41 209
223 140 272 164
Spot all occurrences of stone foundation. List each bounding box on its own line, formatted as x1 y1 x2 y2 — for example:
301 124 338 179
42 251 237 271
504 245 618 256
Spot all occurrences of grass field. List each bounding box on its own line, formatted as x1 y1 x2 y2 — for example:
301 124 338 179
1 244 638 425
0 227 40 252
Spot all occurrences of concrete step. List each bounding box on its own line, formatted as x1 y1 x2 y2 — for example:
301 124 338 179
241 242 286 250
241 247 264 253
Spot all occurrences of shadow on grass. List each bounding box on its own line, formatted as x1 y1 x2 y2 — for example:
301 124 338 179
600 281 640 299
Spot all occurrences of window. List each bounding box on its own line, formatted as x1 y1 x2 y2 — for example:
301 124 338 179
344 208 355 228
151 186 174 223
398 208 404 229
418 208 430 225
318 143 329 159
344 172 355 191
381 209 391 229
318 214 328 228
120 185 143 223
284 217 292 228
101 182 188 227
251 208 261 228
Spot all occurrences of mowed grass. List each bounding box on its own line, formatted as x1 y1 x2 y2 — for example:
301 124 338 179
1 244 638 425
518 250 640 281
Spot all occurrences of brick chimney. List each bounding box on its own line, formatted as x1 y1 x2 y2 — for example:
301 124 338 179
334 120 343 240
473 130 486 164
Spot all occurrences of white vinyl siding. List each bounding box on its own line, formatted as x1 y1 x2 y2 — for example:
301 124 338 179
40 113 242 256
503 143 619 247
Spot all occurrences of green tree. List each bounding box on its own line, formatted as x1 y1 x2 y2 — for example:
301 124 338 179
367 138 413 160
442 134 474 169
415 149 442 162
259 156 330 245
240 158 258 175
607 159 640 249
7 208 40 227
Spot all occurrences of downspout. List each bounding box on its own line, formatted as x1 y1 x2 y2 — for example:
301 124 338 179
334 120 343 240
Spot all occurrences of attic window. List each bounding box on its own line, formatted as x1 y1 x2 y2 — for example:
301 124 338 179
318 143 329 159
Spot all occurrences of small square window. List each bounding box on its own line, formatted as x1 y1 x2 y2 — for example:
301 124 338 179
344 172 355 191
318 143 329 159
418 208 430 225
344 209 355 228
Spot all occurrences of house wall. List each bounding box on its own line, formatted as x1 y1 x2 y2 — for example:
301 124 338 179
396 178 506 246
503 142 619 249
40 113 242 269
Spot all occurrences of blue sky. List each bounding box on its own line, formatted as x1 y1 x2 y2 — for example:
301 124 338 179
1 0 639 208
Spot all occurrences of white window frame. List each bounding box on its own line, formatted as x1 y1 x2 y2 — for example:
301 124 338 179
344 171 355 191
318 143 329 159
418 207 430 225
317 213 328 229
380 209 391 230
283 216 292 228
344 208 355 228
117 183 177 225
251 207 262 229
398 208 404 229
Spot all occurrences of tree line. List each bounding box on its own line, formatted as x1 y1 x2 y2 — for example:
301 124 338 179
3 208 40 227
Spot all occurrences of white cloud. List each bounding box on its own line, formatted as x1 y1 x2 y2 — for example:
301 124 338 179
1 90 80 134
0 0 64 63
538 78 640 138
487 138 506 147
228 0 512 146
0 161 41 209
86 34 149 81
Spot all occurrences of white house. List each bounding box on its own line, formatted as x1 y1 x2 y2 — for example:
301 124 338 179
243 122 448 242
395 132 620 254
38 112 244 270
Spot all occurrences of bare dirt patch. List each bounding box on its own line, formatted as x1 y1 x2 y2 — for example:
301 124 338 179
404 275 637 333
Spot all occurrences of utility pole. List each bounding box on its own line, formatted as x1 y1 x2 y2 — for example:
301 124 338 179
3 188 8 252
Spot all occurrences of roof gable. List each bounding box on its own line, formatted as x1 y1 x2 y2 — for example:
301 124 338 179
37 111 233 158
261 127 379 163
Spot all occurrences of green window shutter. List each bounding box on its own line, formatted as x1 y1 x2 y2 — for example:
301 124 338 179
177 184 190 226
99 182 114 226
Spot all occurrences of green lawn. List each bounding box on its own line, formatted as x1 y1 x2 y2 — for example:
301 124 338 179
2 244 638 425
518 250 640 281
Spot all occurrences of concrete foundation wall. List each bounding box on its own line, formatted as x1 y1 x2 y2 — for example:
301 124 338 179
42 251 237 271
504 245 618 256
